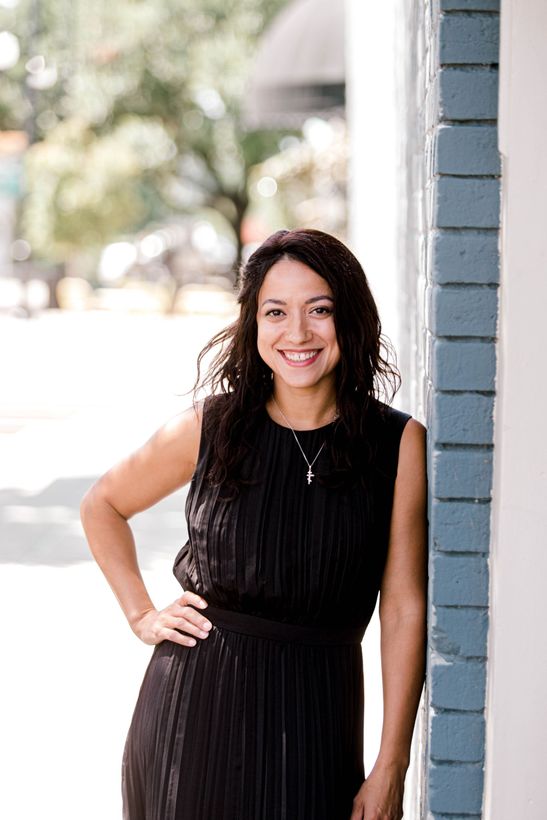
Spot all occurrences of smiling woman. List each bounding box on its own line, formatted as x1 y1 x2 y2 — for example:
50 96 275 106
256 257 341 421
192 228 408 492
80 227 427 820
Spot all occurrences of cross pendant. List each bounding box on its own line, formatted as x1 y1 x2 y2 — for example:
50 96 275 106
306 466 314 485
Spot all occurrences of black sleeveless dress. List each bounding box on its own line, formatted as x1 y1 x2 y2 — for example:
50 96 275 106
122 396 412 820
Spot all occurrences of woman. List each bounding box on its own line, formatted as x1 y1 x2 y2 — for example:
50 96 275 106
80 228 427 820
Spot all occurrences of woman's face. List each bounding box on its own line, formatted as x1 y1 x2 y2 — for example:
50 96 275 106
256 257 340 394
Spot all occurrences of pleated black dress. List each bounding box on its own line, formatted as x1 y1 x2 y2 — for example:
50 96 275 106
122 396 412 820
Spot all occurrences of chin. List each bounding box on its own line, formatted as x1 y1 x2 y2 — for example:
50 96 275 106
274 372 332 389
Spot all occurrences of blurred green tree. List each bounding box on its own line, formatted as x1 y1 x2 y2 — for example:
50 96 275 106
0 0 289 269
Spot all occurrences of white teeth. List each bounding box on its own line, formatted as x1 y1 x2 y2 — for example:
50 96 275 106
282 350 319 362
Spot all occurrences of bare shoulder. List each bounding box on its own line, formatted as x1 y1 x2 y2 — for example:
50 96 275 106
81 400 205 520
151 400 204 461
400 417 427 453
396 418 427 489
394 417 427 508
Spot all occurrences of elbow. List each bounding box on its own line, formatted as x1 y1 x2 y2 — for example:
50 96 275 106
79 481 107 523
80 487 96 527
80 476 99 506
80 486 93 511
80 481 128 525
80 485 92 513
379 598 427 631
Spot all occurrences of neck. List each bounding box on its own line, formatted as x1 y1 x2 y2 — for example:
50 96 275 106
269 383 338 430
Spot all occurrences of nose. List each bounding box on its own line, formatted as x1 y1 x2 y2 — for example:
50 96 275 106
285 311 312 344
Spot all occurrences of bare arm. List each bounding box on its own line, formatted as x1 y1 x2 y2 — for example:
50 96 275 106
376 418 428 770
80 402 212 646
351 418 428 819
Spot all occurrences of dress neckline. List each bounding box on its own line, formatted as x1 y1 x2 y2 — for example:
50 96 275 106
262 405 338 434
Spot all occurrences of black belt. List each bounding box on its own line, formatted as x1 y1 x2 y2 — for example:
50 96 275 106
203 604 365 646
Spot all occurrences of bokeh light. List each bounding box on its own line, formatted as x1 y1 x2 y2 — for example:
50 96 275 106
0 30 19 70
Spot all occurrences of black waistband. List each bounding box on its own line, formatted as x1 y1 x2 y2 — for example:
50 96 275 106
203 604 365 646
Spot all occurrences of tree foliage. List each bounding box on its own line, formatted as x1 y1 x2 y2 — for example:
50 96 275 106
0 0 290 264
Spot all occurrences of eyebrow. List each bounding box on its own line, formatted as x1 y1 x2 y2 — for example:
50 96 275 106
260 295 334 308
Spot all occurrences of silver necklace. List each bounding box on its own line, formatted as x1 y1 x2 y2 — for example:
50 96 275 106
271 397 336 485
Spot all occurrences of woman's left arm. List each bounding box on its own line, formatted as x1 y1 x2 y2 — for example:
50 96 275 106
351 418 428 820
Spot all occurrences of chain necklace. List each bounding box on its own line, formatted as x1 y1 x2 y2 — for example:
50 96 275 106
271 397 337 485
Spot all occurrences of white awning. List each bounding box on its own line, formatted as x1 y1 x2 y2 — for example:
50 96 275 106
243 0 346 129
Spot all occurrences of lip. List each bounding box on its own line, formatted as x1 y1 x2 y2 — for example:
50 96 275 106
278 349 322 367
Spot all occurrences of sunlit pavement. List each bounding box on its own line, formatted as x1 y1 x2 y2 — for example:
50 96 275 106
0 306 384 820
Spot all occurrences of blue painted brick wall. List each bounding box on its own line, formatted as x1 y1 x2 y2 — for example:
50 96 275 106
432 393 494 444
439 14 499 64
420 0 500 816
430 656 487 711
430 815 482 820
429 285 498 336
430 816 482 820
430 712 485 761
441 0 499 9
429 763 484 814
431 449 493 499
431 340 496 390
438 67 499 119
435 126 500 176
431 500 491 551
431 554 489 606
429 230 499 284
432 606 488 656
434 177 500 228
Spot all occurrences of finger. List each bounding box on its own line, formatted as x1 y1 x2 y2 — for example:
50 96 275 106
178 591 208 609
172 604 213 632
164 627 198 647
184 606 213 631
171 615 211 639
349 802 364 820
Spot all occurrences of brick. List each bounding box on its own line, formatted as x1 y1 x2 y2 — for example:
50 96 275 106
429 815 481 820
431 339 496 389
431 553 489 606
435 177 500 228
435 124 500 176
439 14 499 65
432 606 488 657
439 67 498 119
440 0 499 8
431 499 491 551
431 712 485 761
429 762 484 814
433 392 494 444
431 448 493 499
429 229 499 284
430 655 486 710
430 285 498 337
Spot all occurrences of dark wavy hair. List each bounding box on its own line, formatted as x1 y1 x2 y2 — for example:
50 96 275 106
192 228 401 493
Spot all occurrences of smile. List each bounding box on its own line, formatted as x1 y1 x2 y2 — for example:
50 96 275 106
279 349 321 365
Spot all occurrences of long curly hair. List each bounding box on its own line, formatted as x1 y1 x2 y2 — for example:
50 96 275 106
192 228 401 493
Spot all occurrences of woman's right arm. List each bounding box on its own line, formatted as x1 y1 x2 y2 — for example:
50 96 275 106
79 401 212 647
